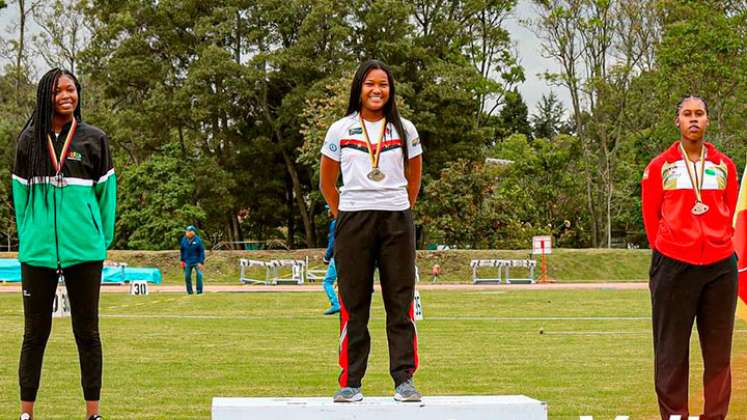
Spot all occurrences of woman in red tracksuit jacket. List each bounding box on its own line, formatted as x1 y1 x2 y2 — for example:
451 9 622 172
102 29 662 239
641 95 738 420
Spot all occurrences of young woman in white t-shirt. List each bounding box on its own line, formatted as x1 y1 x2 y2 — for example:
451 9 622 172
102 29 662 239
320 59 423 403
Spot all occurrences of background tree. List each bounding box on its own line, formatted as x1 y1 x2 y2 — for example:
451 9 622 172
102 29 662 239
531 91 565 139
492 88 533 141
31 0 89 73
1 0 744 251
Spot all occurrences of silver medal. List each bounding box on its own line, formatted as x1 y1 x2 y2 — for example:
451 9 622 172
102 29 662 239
367 168 386 182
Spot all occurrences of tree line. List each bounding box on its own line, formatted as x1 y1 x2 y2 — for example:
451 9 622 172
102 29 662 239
0 0 745 251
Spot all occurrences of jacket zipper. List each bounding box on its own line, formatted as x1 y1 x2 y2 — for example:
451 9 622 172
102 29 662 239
692 161 706 265
53 174 62 279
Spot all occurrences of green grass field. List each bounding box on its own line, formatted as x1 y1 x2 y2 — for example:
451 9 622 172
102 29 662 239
1 289 746 419
0 248 654 286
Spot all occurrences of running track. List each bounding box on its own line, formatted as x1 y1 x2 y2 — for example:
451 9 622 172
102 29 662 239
0 282 648 293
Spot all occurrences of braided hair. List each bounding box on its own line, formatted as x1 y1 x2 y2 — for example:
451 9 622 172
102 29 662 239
17 68 82 204
676 95 709 116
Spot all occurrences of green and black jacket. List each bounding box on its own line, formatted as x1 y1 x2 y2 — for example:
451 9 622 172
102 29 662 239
12 120 117 269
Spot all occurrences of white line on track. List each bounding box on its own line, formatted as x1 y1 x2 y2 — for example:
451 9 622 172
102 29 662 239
543 330 747 336
98 314 651 321
542 331 650 336
427 316 650 321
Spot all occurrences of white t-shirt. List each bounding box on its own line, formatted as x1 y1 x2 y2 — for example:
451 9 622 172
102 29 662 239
321 113 423 211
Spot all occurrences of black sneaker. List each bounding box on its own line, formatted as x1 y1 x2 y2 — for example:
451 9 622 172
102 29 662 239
88 416 102 420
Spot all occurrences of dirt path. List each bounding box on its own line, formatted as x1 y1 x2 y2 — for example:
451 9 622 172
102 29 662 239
0 282 648 294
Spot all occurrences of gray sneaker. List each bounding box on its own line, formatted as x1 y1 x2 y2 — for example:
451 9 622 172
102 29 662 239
394 379 422 402
333 387 363 402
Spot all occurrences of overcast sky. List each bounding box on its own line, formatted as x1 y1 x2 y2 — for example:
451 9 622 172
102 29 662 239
0 0 570 116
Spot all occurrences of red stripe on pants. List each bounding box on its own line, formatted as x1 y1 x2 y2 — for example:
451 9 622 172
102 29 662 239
338 296 350 388
409 301 419 373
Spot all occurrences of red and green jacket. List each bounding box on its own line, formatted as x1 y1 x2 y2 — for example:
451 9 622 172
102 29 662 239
641 141 737 265
12 120 117 269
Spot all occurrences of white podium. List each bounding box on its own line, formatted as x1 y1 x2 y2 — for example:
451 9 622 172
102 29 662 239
212 395 547 420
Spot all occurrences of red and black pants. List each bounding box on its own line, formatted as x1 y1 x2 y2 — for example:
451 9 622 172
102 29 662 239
649 250 737 420
334 210 419 388
19 261 104 402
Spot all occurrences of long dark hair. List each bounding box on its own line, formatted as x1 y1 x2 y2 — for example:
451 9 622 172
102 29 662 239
17 68 82 202
346 60 409 165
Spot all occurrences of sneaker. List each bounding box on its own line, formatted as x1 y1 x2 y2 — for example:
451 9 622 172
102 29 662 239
394 379 422 402
333 387 363 402
324 306 340 315
88 416 102 420
19 414 32 420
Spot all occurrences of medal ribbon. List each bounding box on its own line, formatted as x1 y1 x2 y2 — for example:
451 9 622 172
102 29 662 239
46 119 77 175
359 115 387 170
679 142 706 204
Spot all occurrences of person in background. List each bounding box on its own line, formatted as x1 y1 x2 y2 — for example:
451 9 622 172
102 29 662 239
180 225 205 295
322 208 340 315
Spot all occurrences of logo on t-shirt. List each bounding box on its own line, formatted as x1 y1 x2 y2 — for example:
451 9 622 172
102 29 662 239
329 143 337 152
411 137 420 146
348 127 363 135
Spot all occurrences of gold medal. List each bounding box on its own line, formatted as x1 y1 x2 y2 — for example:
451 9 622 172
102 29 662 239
679 142 708 216
360 114 387 182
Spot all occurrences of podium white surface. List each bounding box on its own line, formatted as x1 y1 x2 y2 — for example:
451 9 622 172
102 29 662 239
212 395 547 420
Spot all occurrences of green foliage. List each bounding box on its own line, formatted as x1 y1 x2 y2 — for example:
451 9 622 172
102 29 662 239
420 159 500 247
655 0 747 163
420 132 593 249
5 0 747 251
493 89 533 141
0 65 35 249
531 91 566 139
116 144 206 250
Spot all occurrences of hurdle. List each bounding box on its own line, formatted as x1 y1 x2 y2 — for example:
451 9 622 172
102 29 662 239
212 395 547 420
239 259 271 285
267 259 306 285
304 256 327 283
470 259 536 284
505 259 536 284
470 259 505 284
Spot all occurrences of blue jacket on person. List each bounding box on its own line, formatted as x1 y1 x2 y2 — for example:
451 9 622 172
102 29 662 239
324 219 336 263
180 235 205 265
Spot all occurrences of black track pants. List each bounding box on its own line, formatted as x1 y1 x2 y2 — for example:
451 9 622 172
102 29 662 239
19 261 103 401
334 210 418 388
649 251 737 420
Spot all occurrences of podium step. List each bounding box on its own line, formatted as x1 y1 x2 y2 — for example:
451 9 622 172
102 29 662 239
212 395 547 420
